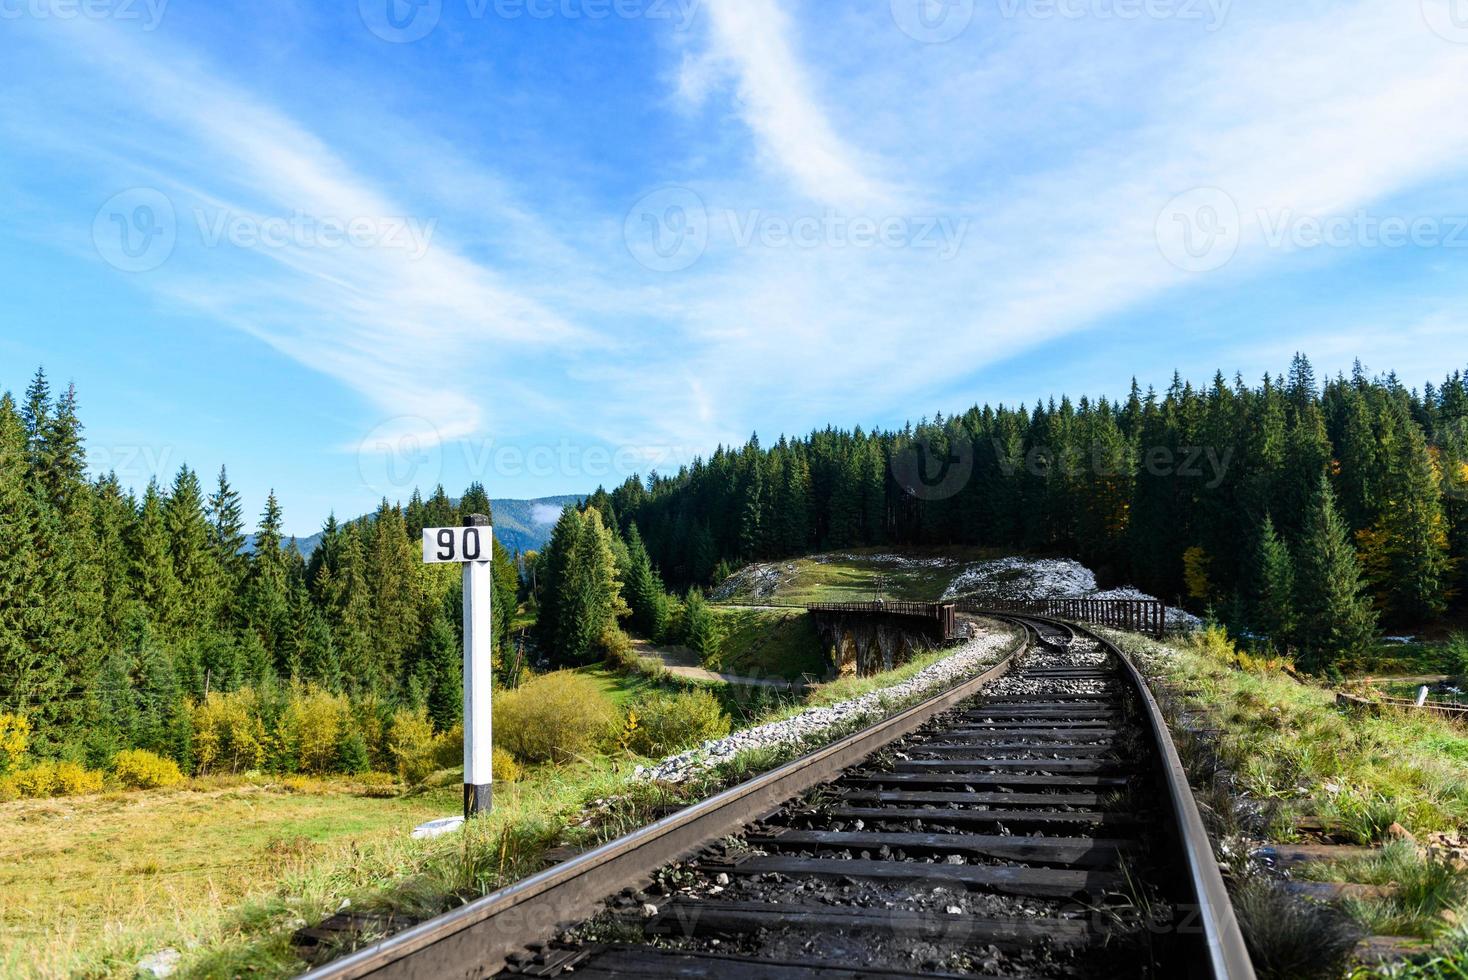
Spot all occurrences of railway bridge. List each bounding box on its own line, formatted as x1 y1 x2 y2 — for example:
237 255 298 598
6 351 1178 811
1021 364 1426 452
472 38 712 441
805 600 958 676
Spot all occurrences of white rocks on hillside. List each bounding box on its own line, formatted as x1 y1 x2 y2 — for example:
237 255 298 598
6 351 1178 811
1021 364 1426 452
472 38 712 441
633 627 1013 785
942 556 1097 600
712 562 797 601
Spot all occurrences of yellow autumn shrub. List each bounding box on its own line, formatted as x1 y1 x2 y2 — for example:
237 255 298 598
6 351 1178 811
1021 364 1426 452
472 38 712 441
388 706 438 785
0 712 29 773
191 689 267 774
492 746 522 783
10 760 103 797
113 749 184 789
494 671 617 764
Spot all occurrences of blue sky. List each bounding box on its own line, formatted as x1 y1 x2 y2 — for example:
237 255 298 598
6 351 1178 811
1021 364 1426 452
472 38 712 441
3 0 1468 535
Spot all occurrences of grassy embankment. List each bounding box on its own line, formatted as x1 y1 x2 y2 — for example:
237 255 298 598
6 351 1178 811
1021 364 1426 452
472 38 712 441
713 547 1002 605
1105 627 1468 977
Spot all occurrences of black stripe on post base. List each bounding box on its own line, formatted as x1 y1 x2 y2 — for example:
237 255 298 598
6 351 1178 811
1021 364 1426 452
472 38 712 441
464 783 492 820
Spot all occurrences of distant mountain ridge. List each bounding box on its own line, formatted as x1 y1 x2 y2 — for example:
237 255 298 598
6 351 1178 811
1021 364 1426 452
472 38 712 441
250 495 584 558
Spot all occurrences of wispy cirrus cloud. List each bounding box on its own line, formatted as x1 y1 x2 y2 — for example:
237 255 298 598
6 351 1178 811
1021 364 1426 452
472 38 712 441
678 0 896 208
5 15 593 451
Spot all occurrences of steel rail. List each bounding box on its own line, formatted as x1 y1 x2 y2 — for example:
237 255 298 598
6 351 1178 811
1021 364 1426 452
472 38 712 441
1023 612 1256 980
299 620 1031 980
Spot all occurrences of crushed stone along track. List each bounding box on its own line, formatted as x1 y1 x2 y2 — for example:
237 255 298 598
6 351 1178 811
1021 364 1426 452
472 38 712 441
502 620 1187 979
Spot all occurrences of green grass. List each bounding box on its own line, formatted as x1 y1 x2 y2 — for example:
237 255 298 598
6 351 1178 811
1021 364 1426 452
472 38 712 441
0 775 456 979
573 663 669 707
705 607 827 679
1301 842 1468 940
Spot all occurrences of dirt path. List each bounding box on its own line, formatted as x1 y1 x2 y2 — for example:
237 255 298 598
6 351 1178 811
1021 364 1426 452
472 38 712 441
630 639 804 689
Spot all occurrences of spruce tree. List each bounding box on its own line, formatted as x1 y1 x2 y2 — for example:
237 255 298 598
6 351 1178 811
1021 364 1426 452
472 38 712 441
1295 480 1378 671
683 587 724 662
0 394 50 720
245 492 292 666
206 466 247 622
1365 417 1453 623
422 598 461 731
21 368 51 472
132 482 182 636
424 484 457 529
166 466 220 641
460 482 493 522
535 506 584 655
491 536 519 657
555 508 624 665
624 523 669 640
1252 514 1297 651
366 500 419 689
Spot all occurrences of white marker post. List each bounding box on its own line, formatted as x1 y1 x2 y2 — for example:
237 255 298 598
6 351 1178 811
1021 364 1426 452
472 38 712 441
422 515 494 819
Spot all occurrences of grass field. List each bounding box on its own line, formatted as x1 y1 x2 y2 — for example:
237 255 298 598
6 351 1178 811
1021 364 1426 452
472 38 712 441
0 777 459 978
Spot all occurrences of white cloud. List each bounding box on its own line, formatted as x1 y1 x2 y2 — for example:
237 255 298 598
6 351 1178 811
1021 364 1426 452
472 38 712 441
12 17 589 453
686 0 895 208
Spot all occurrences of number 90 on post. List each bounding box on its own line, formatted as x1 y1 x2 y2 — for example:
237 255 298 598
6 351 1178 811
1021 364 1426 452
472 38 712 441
421 526 492 564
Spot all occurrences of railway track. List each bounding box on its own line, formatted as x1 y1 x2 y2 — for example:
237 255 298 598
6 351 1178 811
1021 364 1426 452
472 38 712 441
303 616 1253 980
